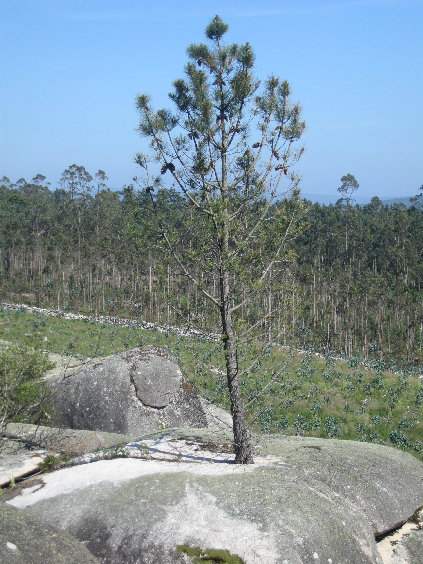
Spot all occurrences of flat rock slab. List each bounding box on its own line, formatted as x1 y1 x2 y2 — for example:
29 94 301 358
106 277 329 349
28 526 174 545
4 422 136 454
0 442 45 487
6 431 423 564
1 424 136 486
0 502 98 563
45 352 88 380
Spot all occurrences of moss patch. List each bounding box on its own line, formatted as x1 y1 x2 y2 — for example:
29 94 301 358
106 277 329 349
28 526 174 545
177 544 244 563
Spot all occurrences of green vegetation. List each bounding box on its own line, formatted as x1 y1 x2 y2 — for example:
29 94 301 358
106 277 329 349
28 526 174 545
41 454 61 472
1 173 422 366
1 308 422 461
176 544 244 563
0 339 54 432
101 445 131 459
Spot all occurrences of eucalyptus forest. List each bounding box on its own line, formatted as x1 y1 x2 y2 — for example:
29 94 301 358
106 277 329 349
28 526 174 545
1 169 422 368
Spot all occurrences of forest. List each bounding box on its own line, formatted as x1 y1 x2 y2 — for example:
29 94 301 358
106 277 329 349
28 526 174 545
1 167 422 369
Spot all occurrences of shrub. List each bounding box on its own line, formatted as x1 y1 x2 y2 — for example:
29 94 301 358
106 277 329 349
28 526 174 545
276 415 289 433
388 429 411 449
259 406 276 433
324 416 342 438
41 454 60 472
293 414 309 435
415 386 423 407
0 344 54 433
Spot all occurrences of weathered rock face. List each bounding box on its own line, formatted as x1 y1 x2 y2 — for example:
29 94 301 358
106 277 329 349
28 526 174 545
48 347 208 435
0 424 138 487
393 528 423 563
0 441 45 488
0 503 98 563
7 430 423 564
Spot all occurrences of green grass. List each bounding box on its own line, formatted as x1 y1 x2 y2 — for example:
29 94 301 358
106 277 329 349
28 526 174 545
1 306 422 461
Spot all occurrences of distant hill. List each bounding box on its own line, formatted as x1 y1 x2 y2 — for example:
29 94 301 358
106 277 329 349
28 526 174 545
301 193 341 205
381 196 417 207
302 193 418 207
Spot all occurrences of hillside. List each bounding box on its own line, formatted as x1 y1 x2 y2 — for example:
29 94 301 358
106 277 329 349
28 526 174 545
1 303 422 462
1 176 423 365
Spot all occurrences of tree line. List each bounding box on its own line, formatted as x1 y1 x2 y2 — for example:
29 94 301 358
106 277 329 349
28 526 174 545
0 169 422 366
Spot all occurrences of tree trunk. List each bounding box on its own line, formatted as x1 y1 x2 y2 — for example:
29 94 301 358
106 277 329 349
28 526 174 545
220 269 253 464
216 70 253 464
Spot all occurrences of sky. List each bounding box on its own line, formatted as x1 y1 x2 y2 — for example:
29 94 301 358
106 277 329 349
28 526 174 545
1 0 422 201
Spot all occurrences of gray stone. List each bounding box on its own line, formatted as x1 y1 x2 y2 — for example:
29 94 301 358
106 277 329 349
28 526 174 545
130 347 181 408
44 352 88 380
0 440 45 487
1 424 137 486
256 434 423 536
7 431 423 563
4 422 136 455
199 397 233 432
396 528 423 563
0 502 98 563
48 347 208 435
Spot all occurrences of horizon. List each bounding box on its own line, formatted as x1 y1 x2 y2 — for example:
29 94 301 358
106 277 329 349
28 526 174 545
1 0 422 201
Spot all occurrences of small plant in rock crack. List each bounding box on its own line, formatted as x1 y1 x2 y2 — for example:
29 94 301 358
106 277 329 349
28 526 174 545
102 445 131 459
137 444 150 456
177 544 244 563
410 505 423 525
41 454 61 472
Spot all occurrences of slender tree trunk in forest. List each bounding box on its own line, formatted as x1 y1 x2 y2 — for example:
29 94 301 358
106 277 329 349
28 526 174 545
149 262 153 320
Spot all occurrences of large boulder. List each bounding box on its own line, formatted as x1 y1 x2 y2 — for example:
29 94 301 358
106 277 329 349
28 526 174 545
7 430 423 563
48 347 208 435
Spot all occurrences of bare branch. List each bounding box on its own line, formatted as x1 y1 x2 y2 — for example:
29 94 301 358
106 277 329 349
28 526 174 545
149 194 220 308
230 212 296 314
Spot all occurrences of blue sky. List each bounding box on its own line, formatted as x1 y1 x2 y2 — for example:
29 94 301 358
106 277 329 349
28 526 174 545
1 0 422 200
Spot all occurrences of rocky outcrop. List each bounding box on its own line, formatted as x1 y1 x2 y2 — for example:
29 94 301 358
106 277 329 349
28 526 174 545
6 430 423 563
393 527 423 563
0 503 98 563
48 347 208 435
0 424 136 487
0 441 45 488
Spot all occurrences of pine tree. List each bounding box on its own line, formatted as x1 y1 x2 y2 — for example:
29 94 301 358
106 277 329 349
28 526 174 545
140 16 304 462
